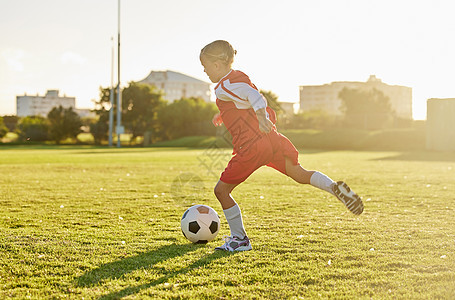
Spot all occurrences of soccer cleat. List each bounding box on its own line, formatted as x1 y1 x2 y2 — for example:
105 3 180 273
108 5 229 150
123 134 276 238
215 235 252 251
332 181 364 215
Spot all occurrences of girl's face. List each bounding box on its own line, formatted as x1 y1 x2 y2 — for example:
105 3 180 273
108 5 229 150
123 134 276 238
200 55 229 83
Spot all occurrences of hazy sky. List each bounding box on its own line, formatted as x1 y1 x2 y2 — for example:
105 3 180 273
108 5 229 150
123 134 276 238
1 0 454 119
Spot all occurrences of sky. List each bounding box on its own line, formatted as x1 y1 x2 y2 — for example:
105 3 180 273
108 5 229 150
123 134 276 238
1 0 454 120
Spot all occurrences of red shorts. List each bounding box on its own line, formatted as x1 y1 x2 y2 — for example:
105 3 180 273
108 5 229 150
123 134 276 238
220 131 299 184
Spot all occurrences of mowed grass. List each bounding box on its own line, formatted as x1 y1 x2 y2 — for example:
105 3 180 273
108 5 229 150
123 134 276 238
1 146 454 299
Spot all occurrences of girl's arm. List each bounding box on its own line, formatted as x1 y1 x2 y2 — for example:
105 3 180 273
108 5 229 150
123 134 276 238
255 108 274 133
212 113 223 126
220 79 274 132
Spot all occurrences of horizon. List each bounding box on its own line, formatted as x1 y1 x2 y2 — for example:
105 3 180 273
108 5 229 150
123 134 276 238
1 0 455 120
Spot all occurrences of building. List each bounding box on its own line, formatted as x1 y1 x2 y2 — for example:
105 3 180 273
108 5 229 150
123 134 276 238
138 70 211 103
426 98 455 151
278 101 299 116
16 90 75 117
299 75 412 119
74 108 96 119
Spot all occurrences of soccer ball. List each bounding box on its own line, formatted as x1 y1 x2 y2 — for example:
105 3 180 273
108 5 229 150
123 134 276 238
181 205 220 244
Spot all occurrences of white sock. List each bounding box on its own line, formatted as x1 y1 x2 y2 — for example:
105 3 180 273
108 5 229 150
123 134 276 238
223 204 247 239
310 171 335 195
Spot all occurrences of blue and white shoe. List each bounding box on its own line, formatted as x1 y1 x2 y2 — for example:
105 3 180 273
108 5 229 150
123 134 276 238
215 235 252 251
332 181 364 215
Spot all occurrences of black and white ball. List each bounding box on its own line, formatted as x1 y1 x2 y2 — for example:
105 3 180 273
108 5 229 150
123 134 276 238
181 205 220 244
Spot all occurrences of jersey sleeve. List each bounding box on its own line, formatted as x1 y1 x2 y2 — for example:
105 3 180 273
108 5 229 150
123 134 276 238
223 81 267 111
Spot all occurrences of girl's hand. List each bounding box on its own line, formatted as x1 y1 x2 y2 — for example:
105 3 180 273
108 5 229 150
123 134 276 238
255 108 274 133
212 113 223 127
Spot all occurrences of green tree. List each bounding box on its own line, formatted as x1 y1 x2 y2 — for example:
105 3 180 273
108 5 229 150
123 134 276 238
121 82 167 143
89 118 108 145
260 90 282 115
47 106 82 144
338 87 394 129
91 87 114 144
92 83 166 144
16 116 49 141
0 117 8 139
286 110 340 130
2 115 19 132
158 97 218 140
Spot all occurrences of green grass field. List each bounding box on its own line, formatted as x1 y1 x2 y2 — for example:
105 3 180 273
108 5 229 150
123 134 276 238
1 146 454 299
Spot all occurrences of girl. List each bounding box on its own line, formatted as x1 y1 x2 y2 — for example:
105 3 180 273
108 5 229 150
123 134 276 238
200 40 363 251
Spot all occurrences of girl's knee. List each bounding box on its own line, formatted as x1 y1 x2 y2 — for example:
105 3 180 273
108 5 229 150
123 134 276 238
214 183 226 199
214 181 236 200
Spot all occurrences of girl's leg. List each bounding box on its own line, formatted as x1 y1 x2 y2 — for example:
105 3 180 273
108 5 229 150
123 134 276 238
214 180 247 239
284 158 335 194
214 180 238 210
284 157 364 215
284 159 314 184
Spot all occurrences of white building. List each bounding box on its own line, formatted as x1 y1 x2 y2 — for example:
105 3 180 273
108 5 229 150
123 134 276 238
74 108 96 119
426 98 455 151
278 101 299 116
138 70 211 103
16 90 76 117
299 75 413 120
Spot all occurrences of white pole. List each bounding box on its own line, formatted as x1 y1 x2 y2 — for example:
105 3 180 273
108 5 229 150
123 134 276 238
108 37 114 147
116 0 122 148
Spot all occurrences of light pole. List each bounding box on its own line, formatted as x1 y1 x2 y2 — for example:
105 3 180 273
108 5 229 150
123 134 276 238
108 37 114 147
116 0 123 148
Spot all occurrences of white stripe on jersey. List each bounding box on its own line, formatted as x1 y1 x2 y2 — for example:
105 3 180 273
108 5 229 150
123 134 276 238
215 79 267 111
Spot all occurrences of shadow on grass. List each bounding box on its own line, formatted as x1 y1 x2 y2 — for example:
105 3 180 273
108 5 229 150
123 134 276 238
372 151 455 162
69 147 204 155
76 243 234 299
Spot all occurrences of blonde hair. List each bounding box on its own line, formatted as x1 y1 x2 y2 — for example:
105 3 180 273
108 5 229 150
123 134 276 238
200 40 237 66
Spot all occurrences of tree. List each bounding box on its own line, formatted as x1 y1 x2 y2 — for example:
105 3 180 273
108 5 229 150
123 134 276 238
285 110 340 130
89 117 109 145
260 90 282 115
157 97 218 140
338 87 394 129
0 117 8 139
121 82 167 143
91 87 113 144
92 82 166 144
47 106 82 144
2 115 19 132
16 116 49 141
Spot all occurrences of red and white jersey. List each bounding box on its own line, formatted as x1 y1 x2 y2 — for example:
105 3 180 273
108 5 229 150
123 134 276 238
215 70 267 112
214 70 276 152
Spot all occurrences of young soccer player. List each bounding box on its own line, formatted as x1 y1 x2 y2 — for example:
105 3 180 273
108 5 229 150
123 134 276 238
200 40 364 252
